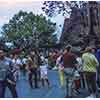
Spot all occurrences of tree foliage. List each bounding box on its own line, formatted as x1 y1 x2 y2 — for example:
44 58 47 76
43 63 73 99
2 11 57 49
42 1 87 17
2 11 55 39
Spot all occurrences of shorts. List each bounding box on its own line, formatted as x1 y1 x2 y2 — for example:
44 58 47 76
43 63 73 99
40 69 48 79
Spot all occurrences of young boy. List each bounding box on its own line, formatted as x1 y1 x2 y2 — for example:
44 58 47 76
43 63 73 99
40 55 50 87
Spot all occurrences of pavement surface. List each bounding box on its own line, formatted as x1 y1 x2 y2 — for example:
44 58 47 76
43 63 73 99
5 70 100 98
5 70 66 98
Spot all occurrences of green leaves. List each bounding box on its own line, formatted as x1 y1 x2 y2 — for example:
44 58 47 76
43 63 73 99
2 11 53 38
2 10 57 48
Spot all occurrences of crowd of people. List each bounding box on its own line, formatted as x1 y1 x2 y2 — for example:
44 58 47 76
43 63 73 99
0 45 100 98
0 48 51 98
56 45 100 98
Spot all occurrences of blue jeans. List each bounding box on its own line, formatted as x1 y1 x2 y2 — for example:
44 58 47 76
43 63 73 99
0 81 6 98
64 68 75 97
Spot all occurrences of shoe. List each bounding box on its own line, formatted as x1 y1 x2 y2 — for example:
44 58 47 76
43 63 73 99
86 94 96 98
74 89 80 94
52 67 58 70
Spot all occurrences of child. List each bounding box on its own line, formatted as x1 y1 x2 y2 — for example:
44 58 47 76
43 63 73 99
40 55 50 87
74 53 82 91
56 54 65 88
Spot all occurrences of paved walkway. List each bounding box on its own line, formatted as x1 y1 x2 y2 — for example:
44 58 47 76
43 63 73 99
5 70 100 98
5 70 66 98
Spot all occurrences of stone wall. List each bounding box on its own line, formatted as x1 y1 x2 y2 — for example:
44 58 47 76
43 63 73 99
60 2 100 49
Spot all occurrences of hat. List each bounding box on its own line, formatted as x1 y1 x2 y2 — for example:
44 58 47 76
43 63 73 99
83 47 92 53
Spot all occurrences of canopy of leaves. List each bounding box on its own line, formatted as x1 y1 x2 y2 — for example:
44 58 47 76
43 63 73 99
2 11 58 49
2 11 56 40
42 1 87 17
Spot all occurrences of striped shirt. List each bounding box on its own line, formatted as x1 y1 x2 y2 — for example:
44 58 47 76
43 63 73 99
82 52 99 72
